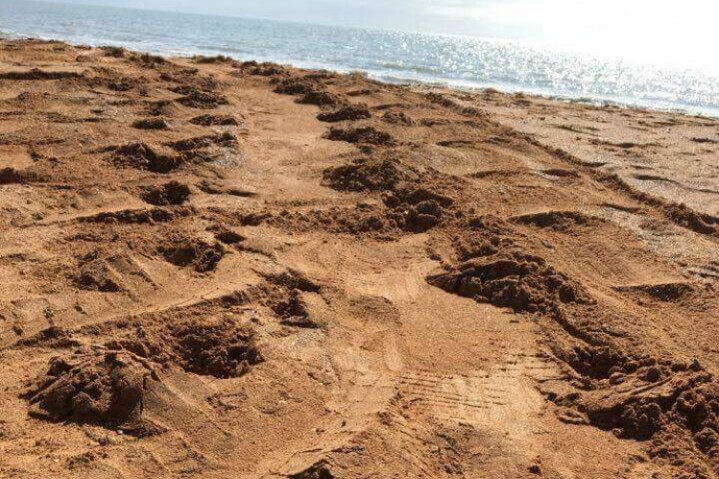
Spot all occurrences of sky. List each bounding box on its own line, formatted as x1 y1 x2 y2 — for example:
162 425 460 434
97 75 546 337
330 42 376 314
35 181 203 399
39 0 719 72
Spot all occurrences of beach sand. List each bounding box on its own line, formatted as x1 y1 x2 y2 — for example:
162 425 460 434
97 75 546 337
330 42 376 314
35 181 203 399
1 38 719 478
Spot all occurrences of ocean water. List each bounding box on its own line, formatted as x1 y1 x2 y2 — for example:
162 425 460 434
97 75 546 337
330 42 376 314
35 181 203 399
2 0 719 117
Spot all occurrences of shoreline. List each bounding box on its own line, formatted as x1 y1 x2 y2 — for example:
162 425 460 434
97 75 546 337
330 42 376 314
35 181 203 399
1 38 719 478
3 0 718 118
12 32 719 120
6 33 719 122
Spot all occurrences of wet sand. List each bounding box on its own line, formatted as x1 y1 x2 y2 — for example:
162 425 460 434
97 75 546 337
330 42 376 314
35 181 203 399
1 39 719 478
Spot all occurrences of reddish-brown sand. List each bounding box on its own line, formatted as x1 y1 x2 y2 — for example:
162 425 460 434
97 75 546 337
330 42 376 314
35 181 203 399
1 39 719 479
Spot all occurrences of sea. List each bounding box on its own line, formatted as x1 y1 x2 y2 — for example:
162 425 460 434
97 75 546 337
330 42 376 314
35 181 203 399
2 0 719 117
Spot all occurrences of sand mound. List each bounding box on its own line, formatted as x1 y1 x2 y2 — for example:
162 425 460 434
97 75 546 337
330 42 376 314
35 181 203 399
453 236 502 262
274 199 449 235
106 318 263 379
17 327 79 349
264 269 321 293
304 71 340 81
100 46 126 58
111 142 181 173
325 126 395 146
190 114 240 126
320 157 456 233
256 270 322 328
556 348 719 455
271 75 343 105
175 88 229 109
160 319 262 378
113 132 237 173
614 282 696 302
289 461 335 479
382 111 415 125
425 92 483 117
317 104 371 122
79 207 187 224
297 90 343 106
106 79 136 92
158 237 225 273
271 206 396 236
74 256 123 293
346 88 374 97
130 52 167 65
511 210 599 232
394 187 454 208
132 117 170 130
379 189 453 230
214 229 246 245
0 68 82 80
141 181 191 206
0 167 41 185
78 73 139 92
428 251 590 313
595 171 719 237
247 63 287 76
323 158 419 192
665 204 719 236
166 132 237 152
403 199 445 232
542 168 580 178
271 289 316 328
197 179 256 197
274 77 319 95
193 55 235 65
145 99 183 117
170 85 206 96
24 351 160 432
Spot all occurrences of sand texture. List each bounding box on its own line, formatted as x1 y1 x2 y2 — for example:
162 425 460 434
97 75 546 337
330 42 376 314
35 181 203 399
1 39 719 478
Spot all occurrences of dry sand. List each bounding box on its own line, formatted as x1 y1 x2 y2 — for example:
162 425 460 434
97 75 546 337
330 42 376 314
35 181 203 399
1 39 719 478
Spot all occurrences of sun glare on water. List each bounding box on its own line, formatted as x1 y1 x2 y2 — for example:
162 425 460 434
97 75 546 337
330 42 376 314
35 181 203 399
435 0 719 74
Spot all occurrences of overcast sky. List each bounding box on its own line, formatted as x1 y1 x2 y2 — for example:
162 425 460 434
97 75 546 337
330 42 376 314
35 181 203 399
38 0 718 71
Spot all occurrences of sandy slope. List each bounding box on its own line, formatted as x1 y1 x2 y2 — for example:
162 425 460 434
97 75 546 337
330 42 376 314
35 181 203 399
0 39 718 479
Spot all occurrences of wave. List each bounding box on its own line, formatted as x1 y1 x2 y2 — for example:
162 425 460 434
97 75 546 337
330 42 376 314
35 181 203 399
3 0 719 117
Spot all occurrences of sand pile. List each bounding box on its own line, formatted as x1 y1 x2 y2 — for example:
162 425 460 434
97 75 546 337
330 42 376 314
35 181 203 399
25 351 160 432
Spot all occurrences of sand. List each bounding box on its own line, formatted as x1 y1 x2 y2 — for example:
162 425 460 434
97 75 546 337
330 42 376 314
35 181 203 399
1 38 719 478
